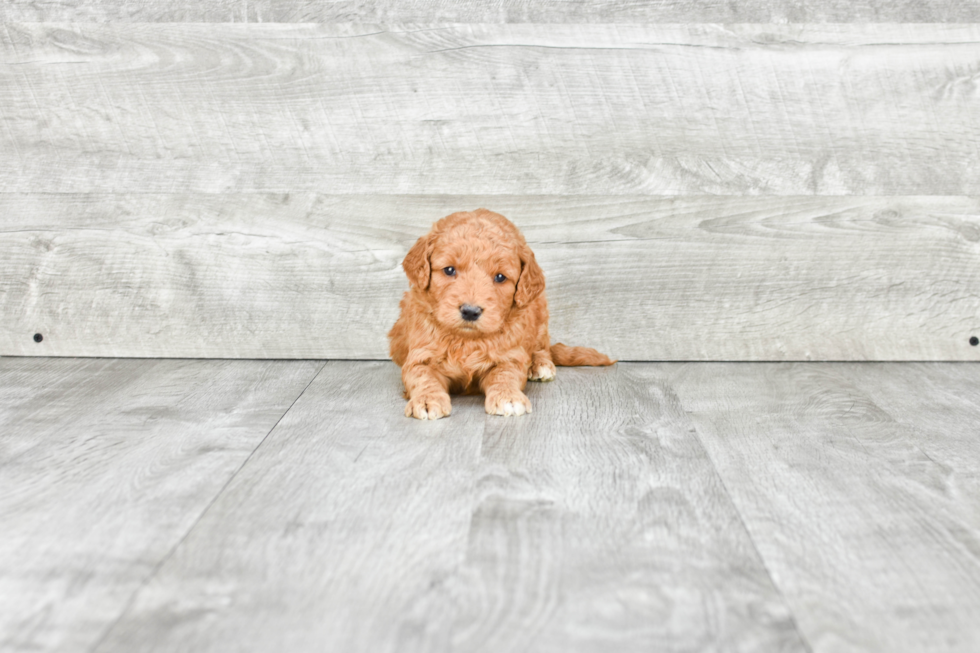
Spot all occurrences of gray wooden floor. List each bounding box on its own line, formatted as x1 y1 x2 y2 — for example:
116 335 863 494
2 358 979 652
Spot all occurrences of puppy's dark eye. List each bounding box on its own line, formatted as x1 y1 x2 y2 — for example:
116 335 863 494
443 266 456 277
494 273 507 283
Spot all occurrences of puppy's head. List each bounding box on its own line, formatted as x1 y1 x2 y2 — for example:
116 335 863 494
403 209 544 336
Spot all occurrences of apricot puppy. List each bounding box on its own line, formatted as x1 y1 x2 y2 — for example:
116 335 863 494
389 209 614 419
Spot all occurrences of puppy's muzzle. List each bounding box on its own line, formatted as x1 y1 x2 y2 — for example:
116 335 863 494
460 304 483 322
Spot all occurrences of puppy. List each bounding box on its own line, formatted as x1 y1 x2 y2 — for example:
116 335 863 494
389 209 615 419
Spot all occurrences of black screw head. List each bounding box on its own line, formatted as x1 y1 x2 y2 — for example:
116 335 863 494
971 336 979 347
33 333 43 343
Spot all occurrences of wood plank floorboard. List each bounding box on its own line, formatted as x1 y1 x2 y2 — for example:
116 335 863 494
663 362 980 653
90 361 492 653
8 360 979 652
445 364 804 653
93 361 805 653
0 357 323 653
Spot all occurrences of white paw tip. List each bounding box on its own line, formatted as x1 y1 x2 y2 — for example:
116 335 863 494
535 366 556 381
503 402 530 416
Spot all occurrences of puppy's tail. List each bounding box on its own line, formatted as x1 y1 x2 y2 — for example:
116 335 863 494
550 342 616 367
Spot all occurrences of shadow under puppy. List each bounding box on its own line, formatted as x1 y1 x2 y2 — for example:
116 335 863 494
389 209 615 419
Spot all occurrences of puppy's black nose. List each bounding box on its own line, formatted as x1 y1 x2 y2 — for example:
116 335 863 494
460 304 483 322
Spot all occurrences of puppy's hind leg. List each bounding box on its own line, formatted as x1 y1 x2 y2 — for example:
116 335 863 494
528 349 556 382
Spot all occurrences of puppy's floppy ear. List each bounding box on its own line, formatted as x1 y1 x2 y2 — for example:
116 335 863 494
403 233 435 290
514 244 545 307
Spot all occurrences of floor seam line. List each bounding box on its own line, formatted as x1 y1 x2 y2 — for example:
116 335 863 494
672 386 817 653
85 359 328 653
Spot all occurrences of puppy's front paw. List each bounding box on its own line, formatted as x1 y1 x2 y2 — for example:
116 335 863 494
405 392 452 420
485 389 532 416
528 360 556 382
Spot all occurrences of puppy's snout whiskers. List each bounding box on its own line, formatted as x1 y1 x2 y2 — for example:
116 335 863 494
460 304 483 322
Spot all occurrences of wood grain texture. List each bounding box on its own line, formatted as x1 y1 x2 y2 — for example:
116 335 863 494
3 24 980 195
445 364 805 652
1 1 245 22
663 362 980 652
1 194 978 361
245 0 980 23
93 361 807 653
3 0 979 22
91 361 490 653
0 357 322 653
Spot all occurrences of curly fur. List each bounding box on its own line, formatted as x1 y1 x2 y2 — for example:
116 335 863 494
389 209 615 419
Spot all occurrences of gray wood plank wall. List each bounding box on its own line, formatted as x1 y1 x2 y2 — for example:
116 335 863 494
4 1 980 22
3 194 978 360
1 16 978 360
4 24 980 195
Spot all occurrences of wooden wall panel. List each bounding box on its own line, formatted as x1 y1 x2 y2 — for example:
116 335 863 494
2 24 980 195
2 194 977 360
3 1 979 23
3 21 978 360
